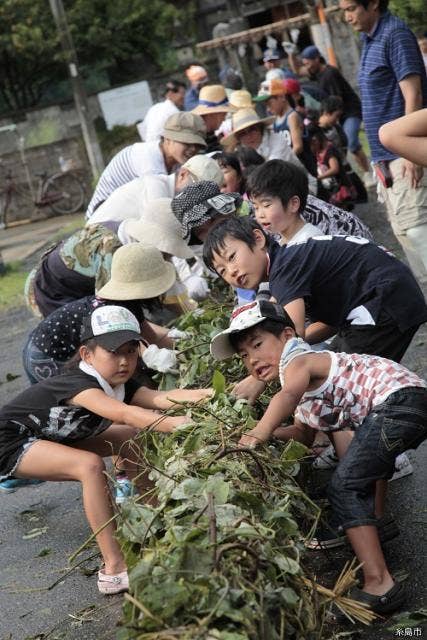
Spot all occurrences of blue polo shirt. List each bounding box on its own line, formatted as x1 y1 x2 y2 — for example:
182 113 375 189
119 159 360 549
359 11 427 163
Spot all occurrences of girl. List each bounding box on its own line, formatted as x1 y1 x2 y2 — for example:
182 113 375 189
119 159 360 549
0 305 211 594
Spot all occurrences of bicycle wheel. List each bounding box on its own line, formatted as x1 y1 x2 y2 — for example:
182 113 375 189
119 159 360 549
44 172 85 215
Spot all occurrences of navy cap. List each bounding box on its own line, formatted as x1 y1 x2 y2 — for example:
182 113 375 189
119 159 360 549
301 45 321 60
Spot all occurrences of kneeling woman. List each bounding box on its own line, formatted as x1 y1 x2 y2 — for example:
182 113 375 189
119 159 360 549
0 305 211 594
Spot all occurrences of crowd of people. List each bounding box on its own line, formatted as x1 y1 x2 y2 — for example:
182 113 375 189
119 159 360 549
0 0 426 622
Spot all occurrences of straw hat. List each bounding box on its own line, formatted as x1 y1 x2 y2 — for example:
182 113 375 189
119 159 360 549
163 112 207 147
96 244 176 300
222 108 274 146
229 89 253 110
122 198 194 260
192 85 230 115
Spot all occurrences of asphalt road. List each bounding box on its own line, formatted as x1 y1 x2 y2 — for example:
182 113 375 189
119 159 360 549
0 199 425 639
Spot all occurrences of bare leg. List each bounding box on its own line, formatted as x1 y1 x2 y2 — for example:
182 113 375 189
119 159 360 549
15 439 126 575
353 148 370 173
346 525 395 595
73 423 156 501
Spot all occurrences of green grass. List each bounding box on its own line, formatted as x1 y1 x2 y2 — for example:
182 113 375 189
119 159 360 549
0 262 28 310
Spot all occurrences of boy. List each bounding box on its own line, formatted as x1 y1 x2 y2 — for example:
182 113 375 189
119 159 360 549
203 216 427 363
246 160 372 243
210 300 427 615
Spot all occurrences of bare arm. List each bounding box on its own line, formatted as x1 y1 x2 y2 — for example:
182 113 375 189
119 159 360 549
305 322 337 344
141 320 173 348
283 298 306 338
398 75 424 187
272 418 315 447
232 375 267 405
288 111 304 156
130 386 213 410
238 356 311 447
319 155 340 178
70 388 188 433
379 109 427 167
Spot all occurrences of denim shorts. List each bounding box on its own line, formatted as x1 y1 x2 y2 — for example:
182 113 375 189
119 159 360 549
327 387 427 530
22 333 61 384
342 116 362 153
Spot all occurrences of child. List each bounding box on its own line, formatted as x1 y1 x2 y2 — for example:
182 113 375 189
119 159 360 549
210 300 427 615
202 216 427 363
247 160 373 241
309 125 358 209
0 305 211 594
318 97 368 203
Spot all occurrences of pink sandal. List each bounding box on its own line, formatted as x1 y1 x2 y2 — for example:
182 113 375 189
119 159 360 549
97 569 129 595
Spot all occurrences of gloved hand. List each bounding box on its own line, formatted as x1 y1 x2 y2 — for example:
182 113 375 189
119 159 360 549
183 274 210 301
282 41 297 55
142 344 178 374
167 327 190 340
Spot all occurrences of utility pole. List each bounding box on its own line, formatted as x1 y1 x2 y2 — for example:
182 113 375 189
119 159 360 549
49 0 104 179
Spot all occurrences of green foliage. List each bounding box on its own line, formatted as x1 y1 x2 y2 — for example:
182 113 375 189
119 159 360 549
116 294 327 638
390 0 427 32
0 0 195 113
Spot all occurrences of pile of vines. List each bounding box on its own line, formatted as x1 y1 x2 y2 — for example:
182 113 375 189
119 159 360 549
115 292 366 639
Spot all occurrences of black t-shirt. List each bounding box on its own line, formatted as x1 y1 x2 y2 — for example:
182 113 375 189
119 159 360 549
268 236 427 331
0 369 141 442
31 296 146 361
312 65 362 119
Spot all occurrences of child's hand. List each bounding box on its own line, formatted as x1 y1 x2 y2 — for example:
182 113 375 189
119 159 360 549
232 376 266 405
238 429 269 449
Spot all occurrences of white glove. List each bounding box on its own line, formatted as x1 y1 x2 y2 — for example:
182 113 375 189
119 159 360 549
282 41 297 55
183 274 210 301
142 345 178 373
167 328 190 340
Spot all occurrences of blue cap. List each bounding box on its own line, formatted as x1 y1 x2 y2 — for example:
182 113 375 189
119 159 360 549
301 45 321 60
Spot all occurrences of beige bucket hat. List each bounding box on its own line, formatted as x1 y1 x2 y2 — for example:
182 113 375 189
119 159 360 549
163 112 207 147
96 243 176 300
229 89 253 110
121 198 194 260
192 85 230 115
222 108 274 147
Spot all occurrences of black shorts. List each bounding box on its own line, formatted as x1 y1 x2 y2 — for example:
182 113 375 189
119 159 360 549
0 421 36 480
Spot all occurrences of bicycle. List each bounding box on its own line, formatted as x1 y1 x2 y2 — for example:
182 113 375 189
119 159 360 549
0 124 86 228
0 167 86 229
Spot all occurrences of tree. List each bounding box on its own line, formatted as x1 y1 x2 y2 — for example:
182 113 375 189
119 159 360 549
0 0 195 113
389 0 427 32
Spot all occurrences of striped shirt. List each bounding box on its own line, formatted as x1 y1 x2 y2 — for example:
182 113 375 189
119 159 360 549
86 141 167 219
359 11 427 163
279 343 426 432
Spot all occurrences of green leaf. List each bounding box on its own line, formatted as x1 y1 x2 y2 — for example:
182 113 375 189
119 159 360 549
212 369 226 397
274 555 300 575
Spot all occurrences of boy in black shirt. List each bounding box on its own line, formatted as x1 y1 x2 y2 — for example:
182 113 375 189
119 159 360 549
203 216 427 362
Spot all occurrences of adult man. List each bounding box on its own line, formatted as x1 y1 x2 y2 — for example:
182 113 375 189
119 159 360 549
340 0 427 281
289 45 372 181
86 112 206 219
88 155 224 225
137 80 186 142
184 64 208 111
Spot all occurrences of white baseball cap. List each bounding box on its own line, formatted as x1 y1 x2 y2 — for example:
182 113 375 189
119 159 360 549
80 305 142 351
210 300 295 360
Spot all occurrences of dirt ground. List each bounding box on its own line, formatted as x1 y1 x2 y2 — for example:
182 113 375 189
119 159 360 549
0 195 426 639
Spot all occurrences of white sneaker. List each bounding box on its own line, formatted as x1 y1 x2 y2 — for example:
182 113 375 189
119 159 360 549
389 453 413 482
312 444 339 470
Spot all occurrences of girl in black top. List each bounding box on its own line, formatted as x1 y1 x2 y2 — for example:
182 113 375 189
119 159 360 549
0 306 211 594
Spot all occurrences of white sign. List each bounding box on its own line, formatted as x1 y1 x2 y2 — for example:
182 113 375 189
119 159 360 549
97 81 153 130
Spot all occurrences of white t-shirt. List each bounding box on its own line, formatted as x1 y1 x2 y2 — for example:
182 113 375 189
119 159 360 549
286 221 322 246
89 174 175 224
86 141 167 219
137 99 179 142
257 129 317 195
